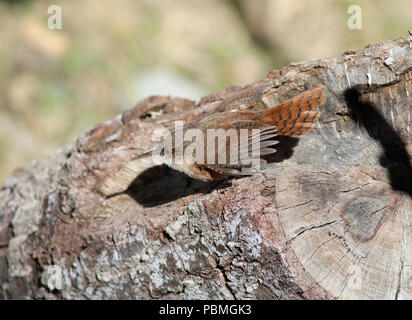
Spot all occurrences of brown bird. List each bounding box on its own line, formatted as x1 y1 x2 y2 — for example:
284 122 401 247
99 86 326 196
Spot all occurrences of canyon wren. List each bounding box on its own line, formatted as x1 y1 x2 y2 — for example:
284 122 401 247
98 86 326 196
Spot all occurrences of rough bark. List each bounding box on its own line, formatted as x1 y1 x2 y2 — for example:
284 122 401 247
1 36 412 300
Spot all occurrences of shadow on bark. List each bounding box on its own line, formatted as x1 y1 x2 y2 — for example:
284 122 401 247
345 88 412 197
263 136 299 163
125 165 225 207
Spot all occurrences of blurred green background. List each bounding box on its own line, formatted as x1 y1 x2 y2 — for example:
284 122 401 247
0 0 410 184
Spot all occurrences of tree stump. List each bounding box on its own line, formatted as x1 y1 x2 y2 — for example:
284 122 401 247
1 36 412 299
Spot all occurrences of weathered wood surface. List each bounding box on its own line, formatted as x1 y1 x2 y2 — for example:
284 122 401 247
1 36 412 299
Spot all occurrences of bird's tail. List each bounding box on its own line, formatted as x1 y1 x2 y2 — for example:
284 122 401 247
259 86 326 136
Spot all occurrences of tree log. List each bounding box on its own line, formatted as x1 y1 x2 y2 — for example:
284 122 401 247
1 36 412 300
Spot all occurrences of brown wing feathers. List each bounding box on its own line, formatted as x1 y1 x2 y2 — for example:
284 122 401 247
198 87 326 178
206 87 326 175
260 86 326 136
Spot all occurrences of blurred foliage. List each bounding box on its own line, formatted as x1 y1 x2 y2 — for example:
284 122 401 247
0 0 410 184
